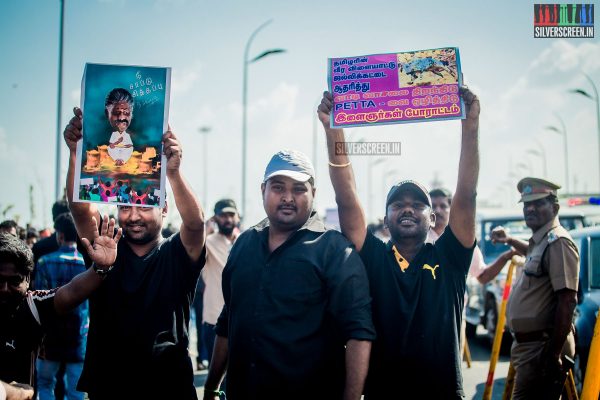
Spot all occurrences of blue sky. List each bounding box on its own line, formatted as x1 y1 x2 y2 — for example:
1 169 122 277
1 0 599 228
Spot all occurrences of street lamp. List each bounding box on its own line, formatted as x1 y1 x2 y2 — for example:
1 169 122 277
569 73 600 191
529 138 548 177
368 158 386 223
54 0 65 201
516 162 532 175
198 126 211 208
545 113 569 193
241 19 286 218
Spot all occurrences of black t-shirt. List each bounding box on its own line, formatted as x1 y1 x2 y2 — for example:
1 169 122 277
216 213 376 400
359 226 474 399
0 290 58 385
77 233 205 399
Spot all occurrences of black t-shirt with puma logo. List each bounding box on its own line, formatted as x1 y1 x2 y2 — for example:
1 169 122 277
359 226 474 399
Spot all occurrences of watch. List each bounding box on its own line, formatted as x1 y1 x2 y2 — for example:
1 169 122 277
92 262 114 278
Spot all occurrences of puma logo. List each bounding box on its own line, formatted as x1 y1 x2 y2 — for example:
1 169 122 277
5 340 15 350
422 264 439 280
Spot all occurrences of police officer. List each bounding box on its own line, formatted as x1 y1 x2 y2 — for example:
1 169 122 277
491 177 579 399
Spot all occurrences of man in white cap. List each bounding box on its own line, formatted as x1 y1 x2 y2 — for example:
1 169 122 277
203 150 375 400
318 86 480 399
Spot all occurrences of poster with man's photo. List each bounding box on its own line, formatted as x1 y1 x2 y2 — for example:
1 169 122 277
74 63 171 207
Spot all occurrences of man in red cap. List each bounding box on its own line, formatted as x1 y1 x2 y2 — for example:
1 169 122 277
491 177 579 399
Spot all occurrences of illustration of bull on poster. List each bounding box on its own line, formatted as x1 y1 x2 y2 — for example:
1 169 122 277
327 47 465 127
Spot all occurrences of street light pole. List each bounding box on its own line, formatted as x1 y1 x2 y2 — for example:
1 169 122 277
55 0 65 201
532 138 548 177
545 113 569 193
241 19 286 218
570 73 600 191
198 127 211 208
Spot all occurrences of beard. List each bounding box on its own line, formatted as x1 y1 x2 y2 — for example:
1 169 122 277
122 223 160 245
217 222 235 236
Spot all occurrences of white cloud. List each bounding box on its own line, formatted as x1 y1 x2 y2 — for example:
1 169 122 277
170 63 202 95
530 41 600 76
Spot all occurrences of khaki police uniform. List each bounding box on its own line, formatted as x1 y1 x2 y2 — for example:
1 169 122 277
506 178 580 399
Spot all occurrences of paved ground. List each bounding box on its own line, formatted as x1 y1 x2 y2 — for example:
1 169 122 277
462 327 511 399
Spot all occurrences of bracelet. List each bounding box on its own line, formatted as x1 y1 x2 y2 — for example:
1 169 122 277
328 160 352 168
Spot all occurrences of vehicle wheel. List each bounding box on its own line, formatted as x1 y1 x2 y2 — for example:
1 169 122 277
466 322 477 339
484 299 498 344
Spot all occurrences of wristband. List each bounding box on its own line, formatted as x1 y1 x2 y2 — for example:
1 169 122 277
92 262 113 278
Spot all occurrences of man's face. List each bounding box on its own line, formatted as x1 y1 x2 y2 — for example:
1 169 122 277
0 261 29 313
118 205 165 245
522 197 558 231
431 195 450 232
384 190 435 242
215 212 239 236
107 101 132 133
261 176 315 231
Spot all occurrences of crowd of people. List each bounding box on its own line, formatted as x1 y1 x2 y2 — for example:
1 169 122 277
0 85 581 400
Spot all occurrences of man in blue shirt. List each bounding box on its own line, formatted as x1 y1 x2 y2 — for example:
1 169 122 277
34 213 88 400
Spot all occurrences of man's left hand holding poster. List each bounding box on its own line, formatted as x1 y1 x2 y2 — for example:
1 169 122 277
73 63 171 207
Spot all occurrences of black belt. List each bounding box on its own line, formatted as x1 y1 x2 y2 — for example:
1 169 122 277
512 330 551 343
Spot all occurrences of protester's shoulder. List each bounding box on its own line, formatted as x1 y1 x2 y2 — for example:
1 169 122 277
234 225 261 245
26 289 59 323
360 230 387 254
435 225 468 249
29 288 58 301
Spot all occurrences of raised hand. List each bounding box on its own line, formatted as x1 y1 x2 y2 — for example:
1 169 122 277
63 107 83 153
490 226 509 245
459 85 480 133
317 91 334 128
81 215 122 269
163 127 182 175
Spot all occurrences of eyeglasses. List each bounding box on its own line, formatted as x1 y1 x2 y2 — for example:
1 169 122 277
0 274 26 287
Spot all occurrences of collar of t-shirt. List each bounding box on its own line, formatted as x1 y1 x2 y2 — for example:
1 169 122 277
253 211 325 251
252 210 325 234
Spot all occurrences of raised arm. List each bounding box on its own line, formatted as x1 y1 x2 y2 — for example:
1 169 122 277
63 107 100 240
53 215 121 314
318 91 367 251
448 87 479 248
162 129 205 262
